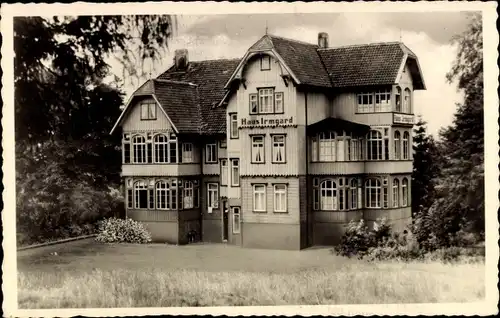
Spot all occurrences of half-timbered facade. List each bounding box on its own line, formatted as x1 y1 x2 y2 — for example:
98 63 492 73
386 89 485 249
111 32 425 250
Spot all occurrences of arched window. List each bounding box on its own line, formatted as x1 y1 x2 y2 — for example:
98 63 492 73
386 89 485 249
133 135 146 163
402 178 409 207
134 180 148 209
367 130 383 160
394 130 401 160
350 179 358 209
403 131 410 160
395 86 402 112
319 132 336 162
155 181 169 210
392 178 399 208
403 88 412 113
183 181 194 209
320 180 337 210
365 178 381 208
154 134 169 163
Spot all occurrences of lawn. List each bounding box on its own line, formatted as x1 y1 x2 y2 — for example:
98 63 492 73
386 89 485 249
17 239 485 308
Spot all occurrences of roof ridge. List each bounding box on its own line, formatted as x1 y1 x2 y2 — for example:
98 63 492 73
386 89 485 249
267 33 318 47
317 41 404 50
154 78 198 86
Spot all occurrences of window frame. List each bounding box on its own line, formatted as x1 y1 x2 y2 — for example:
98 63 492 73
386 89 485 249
251 135 265 164
392 178 400 208
134 180 149 209
253 184 267 212
258 87 275 114
140 102 157 120
403 88 412 114
181 142 193 163
320 179 338 211
229 113 239 139
132 135 147 164
231 159 240 187
365 178 382 209
232 207 241 234
205 143 218 164
402 178 409 207
403 131 410 160
367 130 383 161
260 55 271 71
271 134 286 163
207 183 219 209
273 184 288 213
220 159 228 186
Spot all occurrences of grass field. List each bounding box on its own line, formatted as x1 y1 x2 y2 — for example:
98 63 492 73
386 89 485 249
17 239 485 308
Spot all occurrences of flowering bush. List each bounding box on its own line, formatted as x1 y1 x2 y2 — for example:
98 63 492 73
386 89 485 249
95 218 152 244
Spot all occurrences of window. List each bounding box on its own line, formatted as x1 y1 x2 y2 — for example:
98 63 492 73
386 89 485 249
230 113 239 138
261 55 271 70
249 94 258 114
169 134 177 163
253 184 266 212
134 180 148 209
183 181 194 209
140 103 156 120
312 178 320 210
394 131 401 160
374 89 391 112
182 143 193 163
320 180 337 210
350 179 358 209
232 207 241 234
311 136 318 162
220 139 227 149
365 178 381 208
231 159 240 186
274 184 287 212
220 159 228 186
155 181 169 210
395 86 402 112
127 189 133 208
274 92 284 113
403 132 410 160
319 132 335 162
357 92 373 113
403 88 412 113
272 135 286 163
350 138 361 161
337 139 345 161
205 143 217 163
367 130 383 160
392 178 399 208
251 135 265 163
207 183 219 208
123 134 131 163
258 88 274 113
402 178 408 207
133 135 147 163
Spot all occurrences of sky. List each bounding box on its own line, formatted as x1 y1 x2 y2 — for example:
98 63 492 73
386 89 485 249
112 12 477 137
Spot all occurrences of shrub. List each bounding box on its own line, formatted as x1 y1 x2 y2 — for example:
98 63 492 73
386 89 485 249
335 218 392 258
95 217 152 244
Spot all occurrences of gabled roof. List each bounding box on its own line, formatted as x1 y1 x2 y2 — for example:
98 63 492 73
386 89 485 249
158 59 240 134
318 42 425 90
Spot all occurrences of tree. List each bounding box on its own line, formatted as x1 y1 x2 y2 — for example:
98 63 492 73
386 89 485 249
430 12 484 237
14 15 176 244
411 117 439 216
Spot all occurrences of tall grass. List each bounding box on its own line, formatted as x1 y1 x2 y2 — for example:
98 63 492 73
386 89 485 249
18 261 484 308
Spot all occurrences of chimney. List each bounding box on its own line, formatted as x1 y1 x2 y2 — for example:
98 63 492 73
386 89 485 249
318 32 329 49
174 49 189 70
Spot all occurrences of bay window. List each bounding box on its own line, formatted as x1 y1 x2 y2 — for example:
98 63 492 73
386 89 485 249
403 132 410 160
134 180 148 209
273 184 287 212
182 143 193 163
253 184 266 212
319 132 335 162
272 135 286 163
394 131 401 160
251 135 265 163
365 178 381 208
320 180 337 210
402 178 409 207
155 181 169 210
350 179 358 209
367 130 383 160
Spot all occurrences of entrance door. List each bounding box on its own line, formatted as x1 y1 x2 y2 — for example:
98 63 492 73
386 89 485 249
222 200 229 242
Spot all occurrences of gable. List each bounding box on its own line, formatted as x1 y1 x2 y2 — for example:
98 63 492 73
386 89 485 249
121 96 174 132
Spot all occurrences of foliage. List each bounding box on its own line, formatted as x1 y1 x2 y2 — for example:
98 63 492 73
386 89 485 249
431 12 484 237
15 15 174 244
95 218 152 244
334 218 391 258
411 117 439 216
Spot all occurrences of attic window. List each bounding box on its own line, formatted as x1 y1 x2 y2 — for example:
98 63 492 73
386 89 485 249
260 55 271 71
141 103 157 120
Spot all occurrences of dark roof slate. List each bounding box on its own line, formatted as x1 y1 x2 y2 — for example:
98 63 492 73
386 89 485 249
157 59 240 134
307 117 370 136
318 42 406 88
